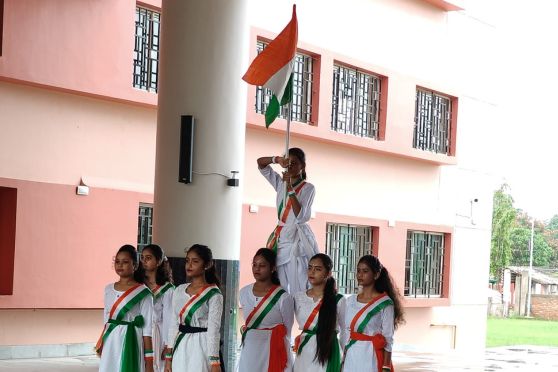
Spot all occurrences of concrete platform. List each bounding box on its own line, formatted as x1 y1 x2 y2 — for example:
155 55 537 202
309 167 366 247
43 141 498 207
0 346 556 371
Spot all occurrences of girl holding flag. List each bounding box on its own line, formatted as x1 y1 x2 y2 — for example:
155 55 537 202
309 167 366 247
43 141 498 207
97 244 154 372
238 248 294 372
165 244 223 372
293 253 346 372
341 255 404 372
139 244 174 372
257 148 319 294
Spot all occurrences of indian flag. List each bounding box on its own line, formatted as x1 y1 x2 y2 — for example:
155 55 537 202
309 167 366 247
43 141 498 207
242 5 298 127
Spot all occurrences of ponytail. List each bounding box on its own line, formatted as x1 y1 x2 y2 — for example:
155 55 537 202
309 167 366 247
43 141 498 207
359 255 405 329
315 276 337 365
187 244 221 287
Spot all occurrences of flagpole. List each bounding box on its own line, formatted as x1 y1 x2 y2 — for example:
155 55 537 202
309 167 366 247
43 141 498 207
283 99 292 207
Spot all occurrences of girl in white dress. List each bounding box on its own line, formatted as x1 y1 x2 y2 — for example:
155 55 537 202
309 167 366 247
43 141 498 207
165 244 223 372
341 255 404 372
97 244 154 372
238 248 294 372
257 147 319 294
139 244 174 372
293 253 346 372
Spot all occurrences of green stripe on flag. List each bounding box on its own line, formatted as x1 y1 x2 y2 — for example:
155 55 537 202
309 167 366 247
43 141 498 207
265 74 293 127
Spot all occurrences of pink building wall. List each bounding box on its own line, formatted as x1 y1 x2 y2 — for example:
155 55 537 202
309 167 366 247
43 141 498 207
0 0 160 106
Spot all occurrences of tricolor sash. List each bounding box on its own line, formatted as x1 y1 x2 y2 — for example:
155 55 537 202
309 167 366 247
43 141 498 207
95 283 151 372
241 285 288 372
294 293 343 372
172 284 221 353
344 293 394 372
266 179 306 252
151 281 174 300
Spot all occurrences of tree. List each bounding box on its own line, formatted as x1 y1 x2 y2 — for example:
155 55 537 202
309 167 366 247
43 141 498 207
510 227 553 267
490 185 517 278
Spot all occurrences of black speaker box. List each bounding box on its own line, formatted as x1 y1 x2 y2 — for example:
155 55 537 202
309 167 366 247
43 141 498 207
178 115 194 184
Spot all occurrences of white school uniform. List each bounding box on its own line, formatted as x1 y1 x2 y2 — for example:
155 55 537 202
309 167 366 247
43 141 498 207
293 291 347 372
341 295 394 372
260 165 319 294
99 283 153 372
151 283 174 372
238 283 295 372
168 283 223 372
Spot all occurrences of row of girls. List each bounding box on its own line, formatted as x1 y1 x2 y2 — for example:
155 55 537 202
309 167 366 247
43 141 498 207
95 241 404 372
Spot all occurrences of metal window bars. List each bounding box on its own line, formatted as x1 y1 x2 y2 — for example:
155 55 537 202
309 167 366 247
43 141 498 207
413 89 451 154
331 65 381 139
404 231 444 298
133 7 160 93
137 204 153 252
255 41 313 123
326 223 373 295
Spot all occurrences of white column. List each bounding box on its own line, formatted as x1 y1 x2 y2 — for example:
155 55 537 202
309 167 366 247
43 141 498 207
153 0 248 259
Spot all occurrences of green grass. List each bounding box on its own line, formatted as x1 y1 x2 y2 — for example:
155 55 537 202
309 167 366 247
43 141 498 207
486 317 558 347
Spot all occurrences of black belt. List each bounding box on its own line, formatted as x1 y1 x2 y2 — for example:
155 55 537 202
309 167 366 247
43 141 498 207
179 324 208 334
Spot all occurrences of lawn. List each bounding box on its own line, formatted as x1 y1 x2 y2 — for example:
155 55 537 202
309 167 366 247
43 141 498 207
486 317 558 347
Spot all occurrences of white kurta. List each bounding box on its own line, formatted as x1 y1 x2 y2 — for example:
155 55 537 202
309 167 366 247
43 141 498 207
260 165 319 294
238 283 295 372
99 283 153 372
341 295 394 372
168 283 223 372
293 291 347 372
152 285 173 372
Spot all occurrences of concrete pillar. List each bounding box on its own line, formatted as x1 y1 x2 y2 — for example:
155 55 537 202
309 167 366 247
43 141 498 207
153 1 248 369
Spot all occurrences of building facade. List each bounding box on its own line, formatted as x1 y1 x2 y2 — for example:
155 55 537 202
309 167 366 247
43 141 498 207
0 0 496 358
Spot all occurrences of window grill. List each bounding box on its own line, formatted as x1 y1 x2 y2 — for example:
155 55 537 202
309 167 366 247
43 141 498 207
133 7 160 92
405 231 445 298
137 204 153 252
331 65 381 139
325 223 373 295
413 89 451 154
255 41 314 123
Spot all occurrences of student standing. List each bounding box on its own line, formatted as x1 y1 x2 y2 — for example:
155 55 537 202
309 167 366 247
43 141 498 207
165 244 223 372
139 244 174 372
97 244 154 372
238 248 294 372
293 253 346 372
341 255 405 372
257 148 319 293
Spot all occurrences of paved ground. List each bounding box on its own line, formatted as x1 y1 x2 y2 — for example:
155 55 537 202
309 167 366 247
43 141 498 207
0 346 557 371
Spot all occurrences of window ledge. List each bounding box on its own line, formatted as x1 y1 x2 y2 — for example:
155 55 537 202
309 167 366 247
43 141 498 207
246 115 457 166
403 297 450 307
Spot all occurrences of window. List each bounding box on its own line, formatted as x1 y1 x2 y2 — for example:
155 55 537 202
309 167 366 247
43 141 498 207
133 6 161 92
405 231 445 298
137 204 153 251
255 40 314 123
413 89 452 154
331 64 381 139
0 186 17 295
325 223 373 294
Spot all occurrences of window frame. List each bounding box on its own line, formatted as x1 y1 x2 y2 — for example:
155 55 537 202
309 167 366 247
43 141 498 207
405 230 447 298
137 203 153 252
133 5 161 93
331 62 385 140
413 88 457 155
254 39 317 125
325 222 377 295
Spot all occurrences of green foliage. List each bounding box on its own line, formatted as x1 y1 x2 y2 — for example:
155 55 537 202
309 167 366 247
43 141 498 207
510 227 553 267
490 185 558 272
490 185 516 278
